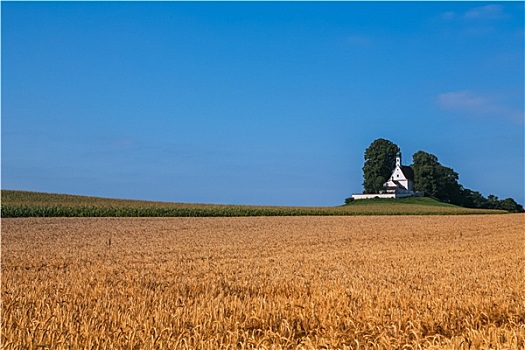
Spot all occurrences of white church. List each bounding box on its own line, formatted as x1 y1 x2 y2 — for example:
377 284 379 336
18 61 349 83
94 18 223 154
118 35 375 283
352 152 423 200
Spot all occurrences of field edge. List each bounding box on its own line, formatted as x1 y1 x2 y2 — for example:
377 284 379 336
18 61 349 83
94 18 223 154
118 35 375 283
1 190 507 217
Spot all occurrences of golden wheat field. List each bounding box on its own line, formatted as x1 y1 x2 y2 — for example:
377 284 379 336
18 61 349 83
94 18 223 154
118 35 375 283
2 215 524 349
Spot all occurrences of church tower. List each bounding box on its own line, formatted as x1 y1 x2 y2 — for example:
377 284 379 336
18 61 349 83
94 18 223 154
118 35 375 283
396 152 402 167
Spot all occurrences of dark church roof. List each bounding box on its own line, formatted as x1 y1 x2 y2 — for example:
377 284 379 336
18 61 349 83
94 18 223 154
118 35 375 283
400 165 414 181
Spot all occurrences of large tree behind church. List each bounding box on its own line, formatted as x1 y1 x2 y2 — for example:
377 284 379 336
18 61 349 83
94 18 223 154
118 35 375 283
411 150 462 203
362 139 400 193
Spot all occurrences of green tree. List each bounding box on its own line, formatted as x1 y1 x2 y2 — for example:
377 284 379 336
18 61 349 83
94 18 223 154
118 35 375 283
362 139 400 193
411 151 462 203
434 164 462 203
411 151 439 197
497 198 524 213
485 194 500 209
459 188 486 208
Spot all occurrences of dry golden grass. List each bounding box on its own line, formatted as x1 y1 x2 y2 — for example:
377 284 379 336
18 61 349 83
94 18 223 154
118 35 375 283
2 215 524 349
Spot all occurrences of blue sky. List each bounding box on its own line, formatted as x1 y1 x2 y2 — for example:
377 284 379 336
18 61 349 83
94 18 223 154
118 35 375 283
2 1 524 206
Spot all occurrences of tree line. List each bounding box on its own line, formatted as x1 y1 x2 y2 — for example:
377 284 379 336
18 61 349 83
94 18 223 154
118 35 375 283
360 138 524 213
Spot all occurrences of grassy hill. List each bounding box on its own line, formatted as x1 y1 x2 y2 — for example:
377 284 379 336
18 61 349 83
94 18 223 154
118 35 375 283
1 190 507 217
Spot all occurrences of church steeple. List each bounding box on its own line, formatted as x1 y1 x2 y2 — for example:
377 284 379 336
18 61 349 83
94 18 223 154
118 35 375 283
396 152 402 167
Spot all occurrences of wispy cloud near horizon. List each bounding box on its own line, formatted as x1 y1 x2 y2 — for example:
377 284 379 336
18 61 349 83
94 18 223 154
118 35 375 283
437 90 524 124
438 90 493 110
464 4 505 20
439 4 511 37
345 34 372 47
441 4 506 22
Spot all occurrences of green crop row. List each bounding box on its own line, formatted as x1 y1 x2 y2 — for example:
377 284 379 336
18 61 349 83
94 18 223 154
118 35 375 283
1 204 503 218
1 190 507 217
0 205 334 218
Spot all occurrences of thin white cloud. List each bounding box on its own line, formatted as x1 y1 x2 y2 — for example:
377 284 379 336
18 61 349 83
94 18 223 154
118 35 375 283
464 4 505 20
346 35 371 46
437 90 524 124
439 4 509 37
441 4 506 21
438 90 487 111
441 11 457 20
111 137 137 150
